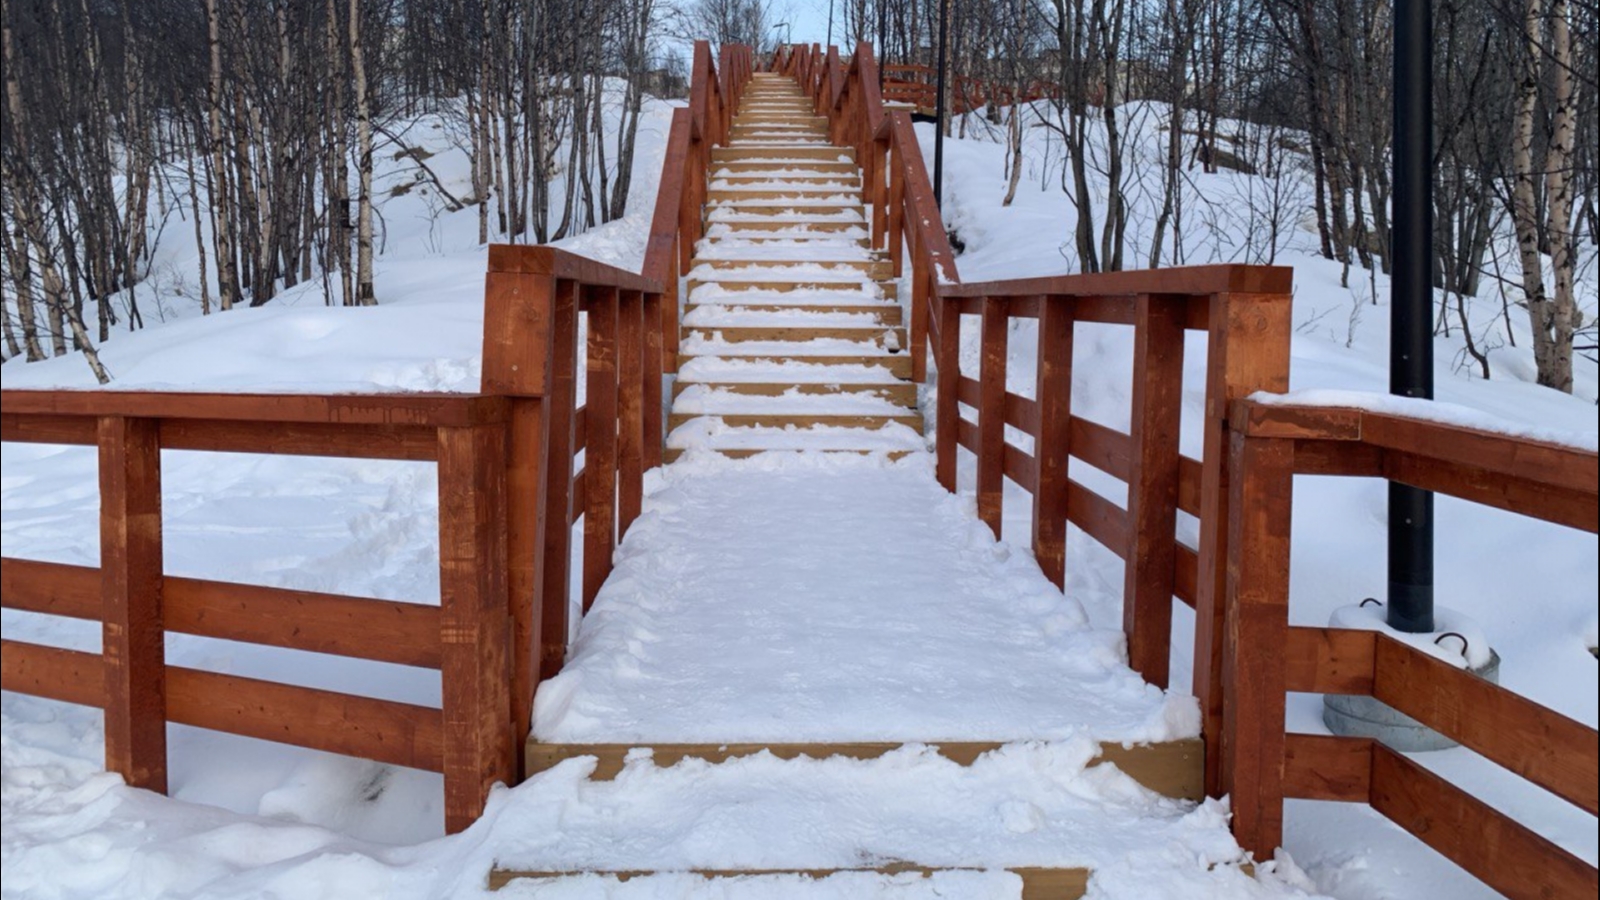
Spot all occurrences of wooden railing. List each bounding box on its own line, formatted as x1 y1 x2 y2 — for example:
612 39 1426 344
0 40 755 836
1 391 517 835
644 40 752 373
1225 401 1599 898
881 63 1061 116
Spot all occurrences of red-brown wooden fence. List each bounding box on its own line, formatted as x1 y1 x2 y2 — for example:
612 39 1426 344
1224 401 1599 899
0 40 754 836
1 391 516 834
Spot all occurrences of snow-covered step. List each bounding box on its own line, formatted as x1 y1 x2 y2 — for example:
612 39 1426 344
672 380 919 408
705 203 865 218
730 121 828 131
682 326 906 351
673 383 915 413
704 221 870 239
694 240 879 261
713 160 859 175
662 420 925 459
684 305 901 328
689 280 885 298
669 412 923 433
713 174 860 187
708 204 864 219
692 258 892 279
708 178 859 190
713 146 857 163
676 357 908 385
678 351 912 378
705 188 865 204
688 302 902 325
688 279 898 299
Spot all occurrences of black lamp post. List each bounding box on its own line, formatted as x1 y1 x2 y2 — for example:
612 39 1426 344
1389 0 1435 634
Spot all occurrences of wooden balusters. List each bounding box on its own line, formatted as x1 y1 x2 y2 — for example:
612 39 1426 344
643 291 665 469
582 286 619 612
538 280 579 682
617 291 646 535
99 415 167 794
438 422 515 834
1032 298 1074 588
1123 295 1186 688
977 297 1009 536
1192 290 1293 794
935 296 961 492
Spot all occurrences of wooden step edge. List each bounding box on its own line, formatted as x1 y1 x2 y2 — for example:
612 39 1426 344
671 382 917 403
681 327 907 347
523 738 1205 801
666 413 925 432
684 304 903 324
661 447 921 463
690 259 888 273
491 865 1092 899
675 355 914 376
688 281 898 299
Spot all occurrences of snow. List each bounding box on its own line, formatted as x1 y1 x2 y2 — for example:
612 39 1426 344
689 283 886 305
678 337 896 357
683 308 893 327
534 454 1195 744
672 387 909 416
664 422 925 452
1253 389 1600 453
3 75 1595 900
676 358 905 385
1328 603 1494 669
694 241 878 262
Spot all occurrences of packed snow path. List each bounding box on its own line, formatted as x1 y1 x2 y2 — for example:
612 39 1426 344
534 455 1195 744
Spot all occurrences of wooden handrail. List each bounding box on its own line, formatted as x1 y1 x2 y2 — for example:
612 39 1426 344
943 264 1293 298
1224 399 1599 897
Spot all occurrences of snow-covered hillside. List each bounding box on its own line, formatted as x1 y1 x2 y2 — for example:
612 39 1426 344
2 88 1595 900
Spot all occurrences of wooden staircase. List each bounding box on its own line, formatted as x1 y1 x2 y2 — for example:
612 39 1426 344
666 72 923 462
489 49 1247 898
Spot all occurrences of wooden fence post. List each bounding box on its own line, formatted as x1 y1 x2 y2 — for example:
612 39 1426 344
643 290 665 468
935 295 961 492
977 296 1009 536
583 286 619 612
1223 428 1295 858
438 422 514 834
481 264 556 759
911 238 929 384
1033 297 1074 588
538 280 579 682
1123 294 1186 688
617 290 646 534
888 140 905 278
99 415 167 794
1192 291 1292 795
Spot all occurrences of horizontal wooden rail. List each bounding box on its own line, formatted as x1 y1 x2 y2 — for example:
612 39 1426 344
0 390 507 427
1 558 443 669
942 264 1292 298
1224 399 1599 898
0 639 446 772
